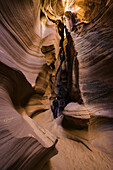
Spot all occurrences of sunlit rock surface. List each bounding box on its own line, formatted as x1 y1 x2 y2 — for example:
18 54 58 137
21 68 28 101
43 138 113 170
0 0 59 85
63 102 90 129
0 0 44 85
63 0 108 22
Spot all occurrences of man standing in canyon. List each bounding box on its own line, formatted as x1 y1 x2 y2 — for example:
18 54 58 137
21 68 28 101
52 97 59 119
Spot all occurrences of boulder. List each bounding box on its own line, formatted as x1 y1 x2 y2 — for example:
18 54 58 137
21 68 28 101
63 102 90 129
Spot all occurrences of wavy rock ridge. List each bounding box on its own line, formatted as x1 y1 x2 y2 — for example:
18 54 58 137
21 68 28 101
71 1 113 117
0 62 58 169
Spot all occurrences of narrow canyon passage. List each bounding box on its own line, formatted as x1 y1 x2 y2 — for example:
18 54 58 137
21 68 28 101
0 0 113 169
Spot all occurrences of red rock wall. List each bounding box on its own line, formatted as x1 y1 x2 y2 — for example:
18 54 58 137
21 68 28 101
71 1 113 117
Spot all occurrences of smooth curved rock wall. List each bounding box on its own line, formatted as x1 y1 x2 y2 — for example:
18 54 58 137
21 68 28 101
71 1 113 117
0 1 60 168
0 62 57 169
0 0 46 85
0 0 60 85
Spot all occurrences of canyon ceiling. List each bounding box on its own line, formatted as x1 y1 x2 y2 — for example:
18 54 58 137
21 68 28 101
0 0 113 169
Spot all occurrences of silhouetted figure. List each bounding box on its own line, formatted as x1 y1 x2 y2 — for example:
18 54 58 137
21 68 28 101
52 97 59 119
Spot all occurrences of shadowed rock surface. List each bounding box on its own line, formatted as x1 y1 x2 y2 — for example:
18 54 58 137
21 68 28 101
63 102 90 129
0 62 58 170
71 1 113 118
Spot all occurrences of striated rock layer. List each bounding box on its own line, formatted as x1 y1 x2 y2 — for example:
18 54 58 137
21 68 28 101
0 0 60 168
0 62 58 169
71 1 113 155
72 1 113 118
0 0 60 85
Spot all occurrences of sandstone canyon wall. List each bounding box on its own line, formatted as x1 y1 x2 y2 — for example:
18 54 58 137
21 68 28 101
0 0 59 169
71 0 113 154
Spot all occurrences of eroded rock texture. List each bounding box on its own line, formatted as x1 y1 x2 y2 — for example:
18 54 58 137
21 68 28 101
0 0 60 169
63 0 108 22
71 0 113 155
71 1 113 118
0 0 59 85
0 62 58 170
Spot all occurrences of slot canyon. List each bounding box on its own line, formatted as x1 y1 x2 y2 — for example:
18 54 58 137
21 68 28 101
0 0 113 169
